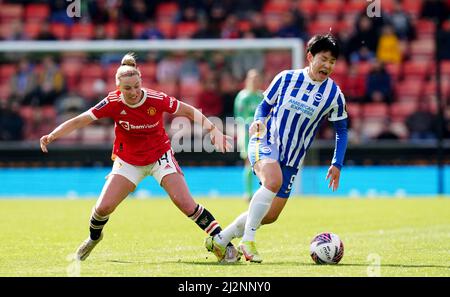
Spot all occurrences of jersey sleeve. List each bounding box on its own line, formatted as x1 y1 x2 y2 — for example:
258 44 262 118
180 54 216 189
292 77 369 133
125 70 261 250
89 97 115 120
160 93 180 114
262 71 284 105
328 89 348 122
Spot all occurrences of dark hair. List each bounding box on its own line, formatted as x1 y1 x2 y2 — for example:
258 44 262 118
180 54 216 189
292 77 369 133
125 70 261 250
306 34 340 59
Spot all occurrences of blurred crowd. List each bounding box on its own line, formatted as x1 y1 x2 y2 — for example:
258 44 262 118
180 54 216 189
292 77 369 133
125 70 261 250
0 0 449 144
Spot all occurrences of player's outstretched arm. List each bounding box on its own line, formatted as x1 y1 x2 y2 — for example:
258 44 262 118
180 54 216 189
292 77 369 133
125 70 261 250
40 111 94 153
174 101 232 153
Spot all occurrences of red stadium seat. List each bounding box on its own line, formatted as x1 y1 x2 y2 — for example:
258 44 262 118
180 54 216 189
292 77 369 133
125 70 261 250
0 64 17 82
297 0 317 19
385 63 401 82
0 4 23 22
316 1 343 21
104 22 118 39
307 20 336 36
156 2 179 22
401 1 422 19
176 22 198 38
362 102 389 118
132 23 146 38
395 79 423 102
50 23 68 40
263 1 290 14
343 0 367 17
409 39 435 61
415 20 436 39
179 81 202 100
70 23 94 40
24 4 50 22
0 81 11 100
83 63 104 80
346 103 362 120
139 62 157 82
157 20 175 38
24 21 42 39
402 60 430 80
390 101 418 122
356 61 372 77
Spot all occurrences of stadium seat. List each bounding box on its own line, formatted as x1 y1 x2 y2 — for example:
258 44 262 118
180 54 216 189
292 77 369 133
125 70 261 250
264 12 283 33
0 81 11 100
415 20 436 39
307 20 336 36
176 22 198 39
402 60 429 80
50 23 68 40
83 63 104 80
104 22 118 39
401 1 422 19
343 0 367 19
297 0 317 19
24 21 42 39
132 23 146 38
0 4 23 22
385 63 401 82
263 1 290 14
395 79 423 102
156 2 179 22
0 64 17 83
153 81 178 97
389 101 418 122
346 103 362 120
362 102 389 118
157 20 175 39
70 23 94 40
139 62 157 82
179 81 202 99
81 125 109 144
409 39 435 61
316 1 343 22
356 61 372 77
24 4 50 22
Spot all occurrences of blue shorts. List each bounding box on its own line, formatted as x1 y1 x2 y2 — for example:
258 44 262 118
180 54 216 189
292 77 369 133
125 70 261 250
248 136 299 198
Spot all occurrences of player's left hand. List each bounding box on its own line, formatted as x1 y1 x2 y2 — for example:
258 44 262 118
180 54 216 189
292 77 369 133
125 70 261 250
209 128 233 153
326 165 341 191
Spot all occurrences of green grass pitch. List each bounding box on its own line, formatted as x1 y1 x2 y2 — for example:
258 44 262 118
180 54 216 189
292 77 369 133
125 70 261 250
0 197 449 277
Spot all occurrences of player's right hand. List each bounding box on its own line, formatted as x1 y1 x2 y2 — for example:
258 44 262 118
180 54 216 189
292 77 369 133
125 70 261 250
40 134 55 153
249 120 266 138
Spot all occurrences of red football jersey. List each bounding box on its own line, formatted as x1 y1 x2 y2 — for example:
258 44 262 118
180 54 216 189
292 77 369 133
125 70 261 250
89 88 180 166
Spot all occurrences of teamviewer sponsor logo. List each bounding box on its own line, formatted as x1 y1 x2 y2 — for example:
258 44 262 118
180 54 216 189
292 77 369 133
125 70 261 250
119 120 159 131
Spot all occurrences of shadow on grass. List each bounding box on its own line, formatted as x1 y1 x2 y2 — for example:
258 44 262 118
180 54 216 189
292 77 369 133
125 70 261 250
106 260 450 269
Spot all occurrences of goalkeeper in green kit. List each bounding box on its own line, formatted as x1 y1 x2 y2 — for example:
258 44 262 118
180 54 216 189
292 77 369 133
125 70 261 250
234 69 264 201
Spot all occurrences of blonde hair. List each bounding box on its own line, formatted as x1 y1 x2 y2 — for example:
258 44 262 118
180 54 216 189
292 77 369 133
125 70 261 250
115 52 141 86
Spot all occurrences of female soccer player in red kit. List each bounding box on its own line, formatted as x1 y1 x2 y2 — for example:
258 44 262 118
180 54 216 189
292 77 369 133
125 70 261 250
40 53 239 263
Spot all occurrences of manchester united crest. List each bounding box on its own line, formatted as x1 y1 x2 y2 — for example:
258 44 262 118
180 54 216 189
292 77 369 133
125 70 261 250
147 107 157 116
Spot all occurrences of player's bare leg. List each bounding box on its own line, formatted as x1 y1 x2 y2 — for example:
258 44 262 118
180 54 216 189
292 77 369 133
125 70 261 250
75 174 134 261
239 159 282 262
161 172 240 262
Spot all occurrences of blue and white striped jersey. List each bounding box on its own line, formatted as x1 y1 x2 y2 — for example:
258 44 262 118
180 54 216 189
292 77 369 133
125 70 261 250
262 67 348 169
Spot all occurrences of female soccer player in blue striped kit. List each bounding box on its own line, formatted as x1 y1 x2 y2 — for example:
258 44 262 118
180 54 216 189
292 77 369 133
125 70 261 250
206 34 349 263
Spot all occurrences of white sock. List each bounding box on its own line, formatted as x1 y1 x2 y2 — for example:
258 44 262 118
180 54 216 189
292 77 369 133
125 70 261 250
242 186 276 242
214 212 248 246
